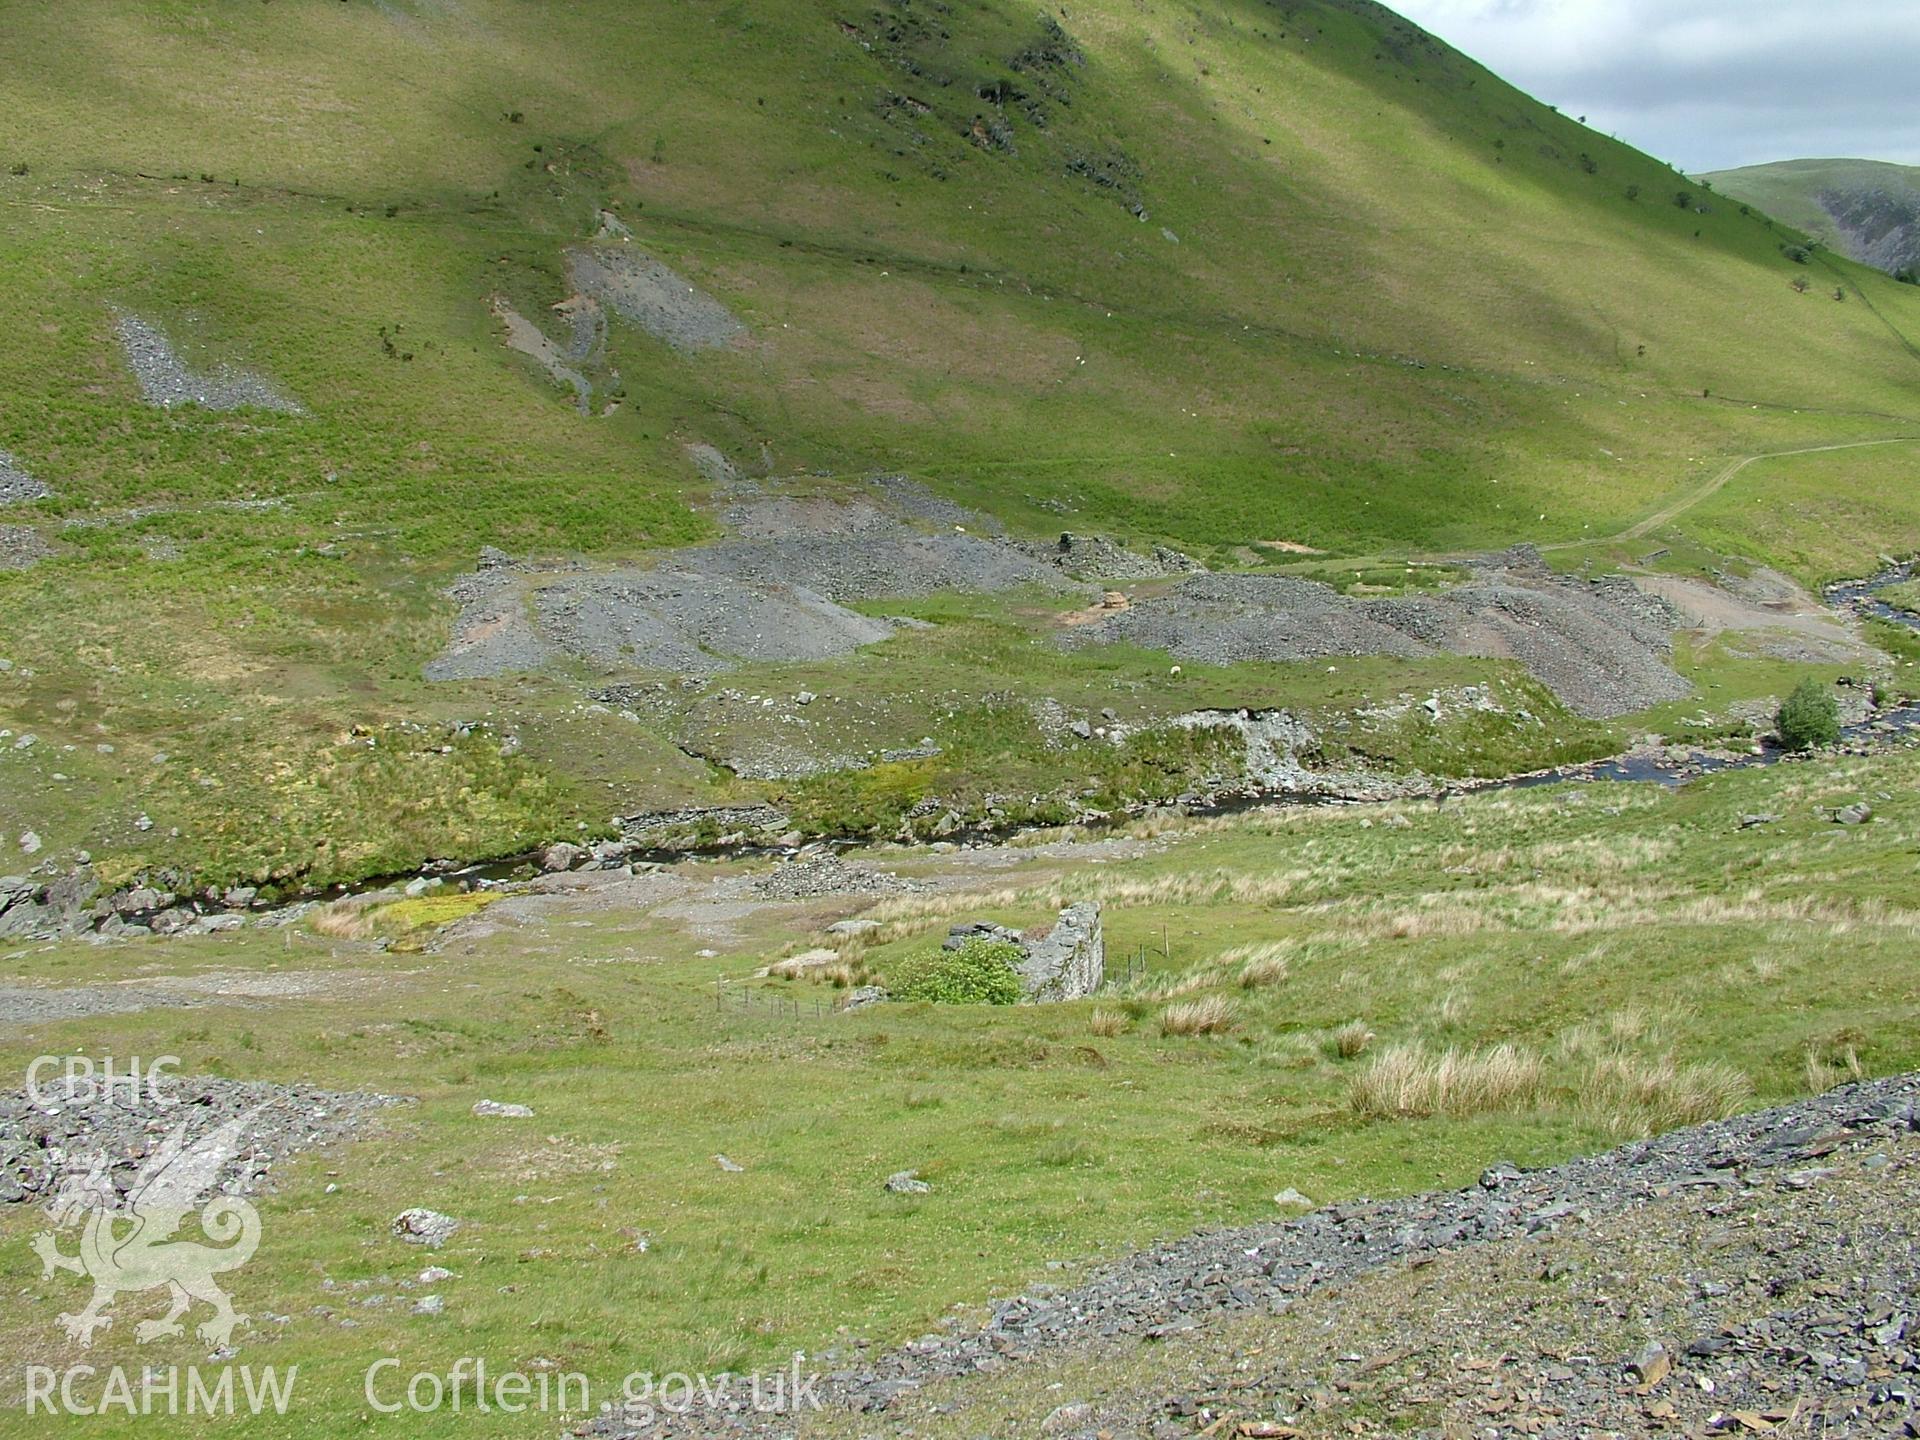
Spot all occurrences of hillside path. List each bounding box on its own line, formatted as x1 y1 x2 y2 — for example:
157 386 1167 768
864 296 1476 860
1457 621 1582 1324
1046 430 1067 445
1543 435 1918 552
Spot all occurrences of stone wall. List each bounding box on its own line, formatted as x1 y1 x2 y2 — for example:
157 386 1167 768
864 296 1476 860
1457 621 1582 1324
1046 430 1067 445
944 902 1105 1002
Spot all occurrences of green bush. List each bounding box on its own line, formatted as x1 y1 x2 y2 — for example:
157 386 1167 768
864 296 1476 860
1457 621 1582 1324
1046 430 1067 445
1776 678 1840 752
887 940 1024 1005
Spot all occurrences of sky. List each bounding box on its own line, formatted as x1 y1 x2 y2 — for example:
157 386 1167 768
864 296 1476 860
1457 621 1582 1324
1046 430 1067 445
1388 0 1920 173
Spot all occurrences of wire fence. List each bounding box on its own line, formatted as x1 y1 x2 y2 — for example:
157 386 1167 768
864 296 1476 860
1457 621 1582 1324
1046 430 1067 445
713 982 835 1025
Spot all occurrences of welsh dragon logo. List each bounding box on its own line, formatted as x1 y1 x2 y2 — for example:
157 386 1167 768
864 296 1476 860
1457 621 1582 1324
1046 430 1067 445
32 1108 262 1348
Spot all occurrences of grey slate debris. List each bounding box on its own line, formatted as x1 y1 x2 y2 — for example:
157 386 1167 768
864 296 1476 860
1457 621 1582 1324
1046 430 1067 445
112 309 306 414
1 1073 400 1206
1068 560 1692 719
0 449 50 505
590 1073 1920 1437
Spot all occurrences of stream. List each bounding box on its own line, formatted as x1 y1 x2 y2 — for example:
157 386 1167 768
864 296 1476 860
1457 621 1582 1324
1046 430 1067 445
36 565 1920 937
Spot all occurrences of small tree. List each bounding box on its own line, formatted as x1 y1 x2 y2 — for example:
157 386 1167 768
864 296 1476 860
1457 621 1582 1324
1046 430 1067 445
1777 678 1839 751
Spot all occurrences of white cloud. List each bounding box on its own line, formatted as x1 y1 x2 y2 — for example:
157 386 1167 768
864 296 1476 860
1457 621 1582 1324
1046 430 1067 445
1389 0 1920 171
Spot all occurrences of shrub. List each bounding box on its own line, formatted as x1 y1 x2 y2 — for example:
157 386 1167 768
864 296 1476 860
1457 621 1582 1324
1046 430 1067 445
887 939 1023 1005
1159 995 1239 1036
1776 678 1839 751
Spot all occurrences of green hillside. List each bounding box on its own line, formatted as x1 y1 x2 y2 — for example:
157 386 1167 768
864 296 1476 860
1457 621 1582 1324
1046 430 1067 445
1700 157 1920 279
2 0 1918 892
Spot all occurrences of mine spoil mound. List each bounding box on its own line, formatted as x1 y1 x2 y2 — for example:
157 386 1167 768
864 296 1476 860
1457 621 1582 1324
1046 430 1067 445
1069 560 1690 719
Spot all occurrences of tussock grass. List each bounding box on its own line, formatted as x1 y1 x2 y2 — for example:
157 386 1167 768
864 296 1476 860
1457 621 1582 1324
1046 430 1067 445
1127 968 1216 1001
308 896 379 939
1805 1042 1865 1094
1224 940 1294 988
1159 995 1239 1037
1579 1053 1751 1137
1329 1019 1374 1059
1354 1033 1751 1137
1349 1043 1544 1118
1088 1007 1128 1037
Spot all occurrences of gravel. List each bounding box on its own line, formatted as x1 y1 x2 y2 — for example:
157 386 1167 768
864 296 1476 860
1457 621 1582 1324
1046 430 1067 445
1070 561 1692 719
688 517 1073 604
591 1074 1920 1436
1011 532 1205 581
492 295 598 414
0 981 214 1025
865 474 1005 536
566 245 746 352
112 309 306 414
536 569 897 673
0 449 49 505
0 524 53 570
0 1072 399 1206
748 855 920 901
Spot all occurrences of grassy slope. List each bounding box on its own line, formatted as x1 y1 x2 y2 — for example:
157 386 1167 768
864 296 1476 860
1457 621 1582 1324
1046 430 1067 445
1 0 1918 887
2 747 1916 1433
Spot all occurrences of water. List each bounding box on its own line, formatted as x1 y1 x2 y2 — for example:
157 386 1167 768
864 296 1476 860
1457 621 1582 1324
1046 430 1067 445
1498 561 1920 792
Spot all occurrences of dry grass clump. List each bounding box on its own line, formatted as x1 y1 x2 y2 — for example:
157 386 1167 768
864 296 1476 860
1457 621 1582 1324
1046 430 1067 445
1128 967 1215 1001
1349 1042 1543 1118
309 896 378 939
1088 1007 1128 1038
1159 995 1239 1037
1579 1053 1750 1136
1228 941 1293 989
1328 1018 1374 1059
1804 1042 1864 1095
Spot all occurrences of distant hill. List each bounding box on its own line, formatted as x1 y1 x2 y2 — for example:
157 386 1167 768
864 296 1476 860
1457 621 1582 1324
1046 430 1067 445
1700 159 1920 279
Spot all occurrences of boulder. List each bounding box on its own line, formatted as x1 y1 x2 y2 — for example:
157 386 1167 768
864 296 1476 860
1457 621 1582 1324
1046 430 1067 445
768 948 841 978
391 1208 461 1248
884 1170 931 1194
539 841 587 873
471 1100 534 1119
